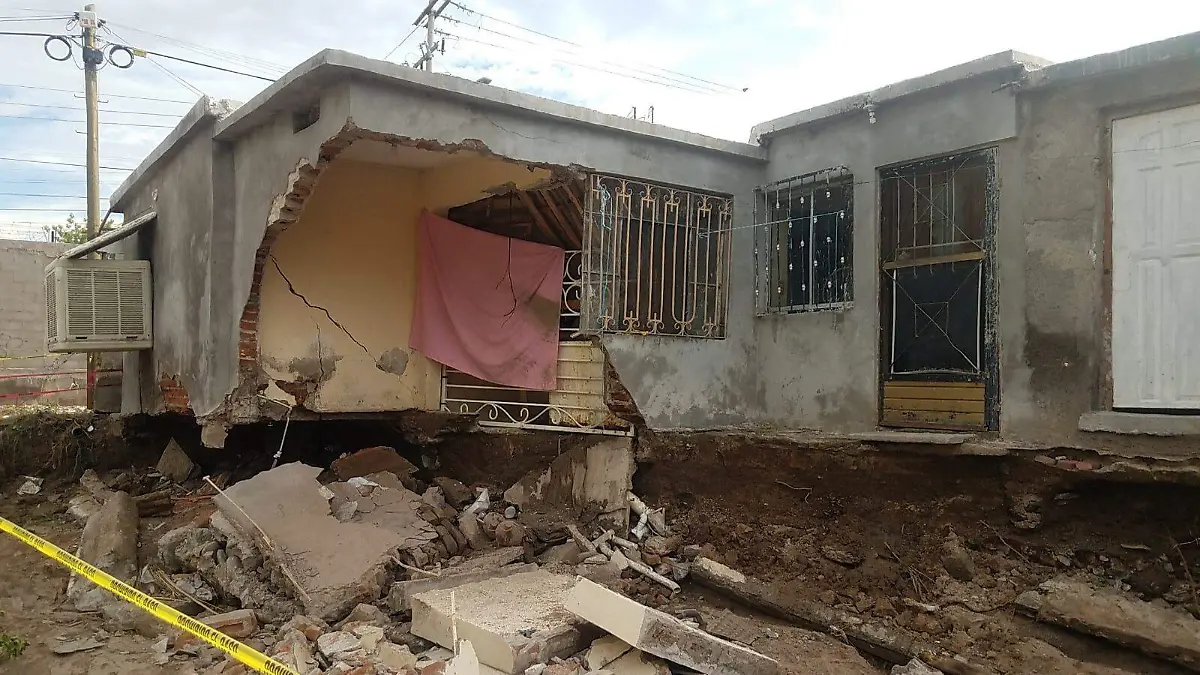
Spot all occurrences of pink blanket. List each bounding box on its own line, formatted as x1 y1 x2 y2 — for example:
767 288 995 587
411 210 564 391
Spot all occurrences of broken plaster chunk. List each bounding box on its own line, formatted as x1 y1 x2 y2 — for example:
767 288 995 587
331 446 418 480
317 631 365 661
585 635 634 670
564 577 780 675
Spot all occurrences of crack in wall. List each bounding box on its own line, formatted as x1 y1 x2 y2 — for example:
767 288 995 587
269 256 374 360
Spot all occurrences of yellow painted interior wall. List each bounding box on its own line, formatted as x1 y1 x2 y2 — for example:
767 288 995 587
257 152 552 413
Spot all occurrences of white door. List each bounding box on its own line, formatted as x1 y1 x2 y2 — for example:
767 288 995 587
1112 103 1200 409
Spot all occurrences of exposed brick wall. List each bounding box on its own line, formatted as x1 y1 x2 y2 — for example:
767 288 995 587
158 374 191 413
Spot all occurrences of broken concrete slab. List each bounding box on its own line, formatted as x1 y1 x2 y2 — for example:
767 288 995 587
503 437 634 533
68 491 139 612
565 577 779 675
157 438 197 483
608 650 671 675
1016 576 1200 669
200 609 258 638
388 563 538 612
215 462 437 622
585 635 634 670
332 446 419 481
453 547 525 572
412 570 589 674
434 476 475 508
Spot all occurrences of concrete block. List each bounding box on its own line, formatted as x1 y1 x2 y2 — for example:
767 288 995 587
388 563 539 612
201 609 258 638
411 570 588 674
564 578 780 675
67 491 139 612
157 438 197 483
332 446 419 479
504 437 633 532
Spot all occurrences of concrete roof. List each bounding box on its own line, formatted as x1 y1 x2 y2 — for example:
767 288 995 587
110 97 240 207
214 49 766 161
750 50 1051 142
1024 30 1200 89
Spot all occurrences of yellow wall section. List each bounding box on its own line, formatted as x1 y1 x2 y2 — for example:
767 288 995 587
257 153 553 413
258 159 438 412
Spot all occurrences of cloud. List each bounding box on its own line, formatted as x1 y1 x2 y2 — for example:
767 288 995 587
0 0 1197 234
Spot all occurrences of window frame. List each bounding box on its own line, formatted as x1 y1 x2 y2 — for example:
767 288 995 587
754 167 855 315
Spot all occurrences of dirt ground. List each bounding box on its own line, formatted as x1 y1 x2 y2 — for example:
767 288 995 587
3 414 1200 674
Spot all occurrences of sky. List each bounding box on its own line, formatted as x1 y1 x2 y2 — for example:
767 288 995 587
1 0 1198 239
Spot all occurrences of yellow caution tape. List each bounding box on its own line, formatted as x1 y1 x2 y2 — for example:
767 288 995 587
0 515 298 675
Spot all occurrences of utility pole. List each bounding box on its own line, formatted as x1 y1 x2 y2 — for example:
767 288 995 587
412 0 449 71
81 4 101 244
78 4 102 410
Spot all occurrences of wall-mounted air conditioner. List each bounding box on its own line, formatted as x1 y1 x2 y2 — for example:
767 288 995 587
45 258 152 353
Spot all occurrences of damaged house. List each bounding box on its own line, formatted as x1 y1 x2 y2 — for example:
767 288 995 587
102 32 1200 462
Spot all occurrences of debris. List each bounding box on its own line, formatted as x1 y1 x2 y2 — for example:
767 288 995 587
565 577 779 675
446 639 482 675
567 524 598 556
377 642 419 671
1015 576 1200 668
411 570 589 674
504 438 635 533
317 631 365 662
214 463 437 622
281 615 327 642
334 501 359 522
134 489 176 517
941 533 975 582
157 438 198 483
68 491 139 613
691 556 954 668
16 476 42 495
607 650 672 675
891 658 942 674
331 446 419 481
79 469 114 502
337 603 388 629
538 542 584 566
434 477 476 509
625 558 681 594
585 635 633 670
640 535 679 558
631 511 649 541
67 493 101 524
464 489 490 517
822 547 864 568
200 609 259 639
626 492 668 536
50 637 104 655
494 520 526 547
458 514 490 551
902 598 940 614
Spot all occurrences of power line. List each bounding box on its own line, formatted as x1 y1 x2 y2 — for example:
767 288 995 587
0 112 175 128
0 14 72 21
383 24 422 61
0 81 194 103
447 1 746 93
101 24 207 97
0 100 185 117
440 17 723 95
0 207 102 211
0 156 133 170
442 31 722 96
105 21 285 75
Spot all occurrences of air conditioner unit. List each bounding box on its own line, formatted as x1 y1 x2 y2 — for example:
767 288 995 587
45 258 152 353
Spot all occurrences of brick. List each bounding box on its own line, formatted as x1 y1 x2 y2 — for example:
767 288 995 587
201 609 258 638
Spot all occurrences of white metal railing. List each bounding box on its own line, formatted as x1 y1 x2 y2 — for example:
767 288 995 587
581 174 732 339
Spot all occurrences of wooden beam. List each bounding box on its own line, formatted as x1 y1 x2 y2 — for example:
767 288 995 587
564 181 585 217
515 190 559 245
540 189 582 249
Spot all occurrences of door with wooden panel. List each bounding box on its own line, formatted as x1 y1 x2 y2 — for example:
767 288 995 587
879 150 996 430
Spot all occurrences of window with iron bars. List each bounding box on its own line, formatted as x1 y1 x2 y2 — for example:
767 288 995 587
754 168 854 314
581 174 732 339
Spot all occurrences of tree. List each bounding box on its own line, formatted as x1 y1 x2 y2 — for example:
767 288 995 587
43 214 114 244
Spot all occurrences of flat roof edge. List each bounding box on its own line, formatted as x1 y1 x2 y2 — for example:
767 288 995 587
1024 31 1200 90
110 97 241 207
750 50 1050 142
213 49 766 162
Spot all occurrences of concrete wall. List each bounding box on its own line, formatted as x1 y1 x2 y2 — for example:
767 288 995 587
755 71 1022 431
1010 57 1200 450
217 72 767 429
0 239 86 406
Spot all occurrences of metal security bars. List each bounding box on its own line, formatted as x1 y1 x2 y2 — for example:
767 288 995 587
581 174 732 338
880 151 993 379
440 251 633 436
754 167 854 314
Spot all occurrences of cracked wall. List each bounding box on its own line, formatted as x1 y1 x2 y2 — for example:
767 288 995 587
256 153 553 412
